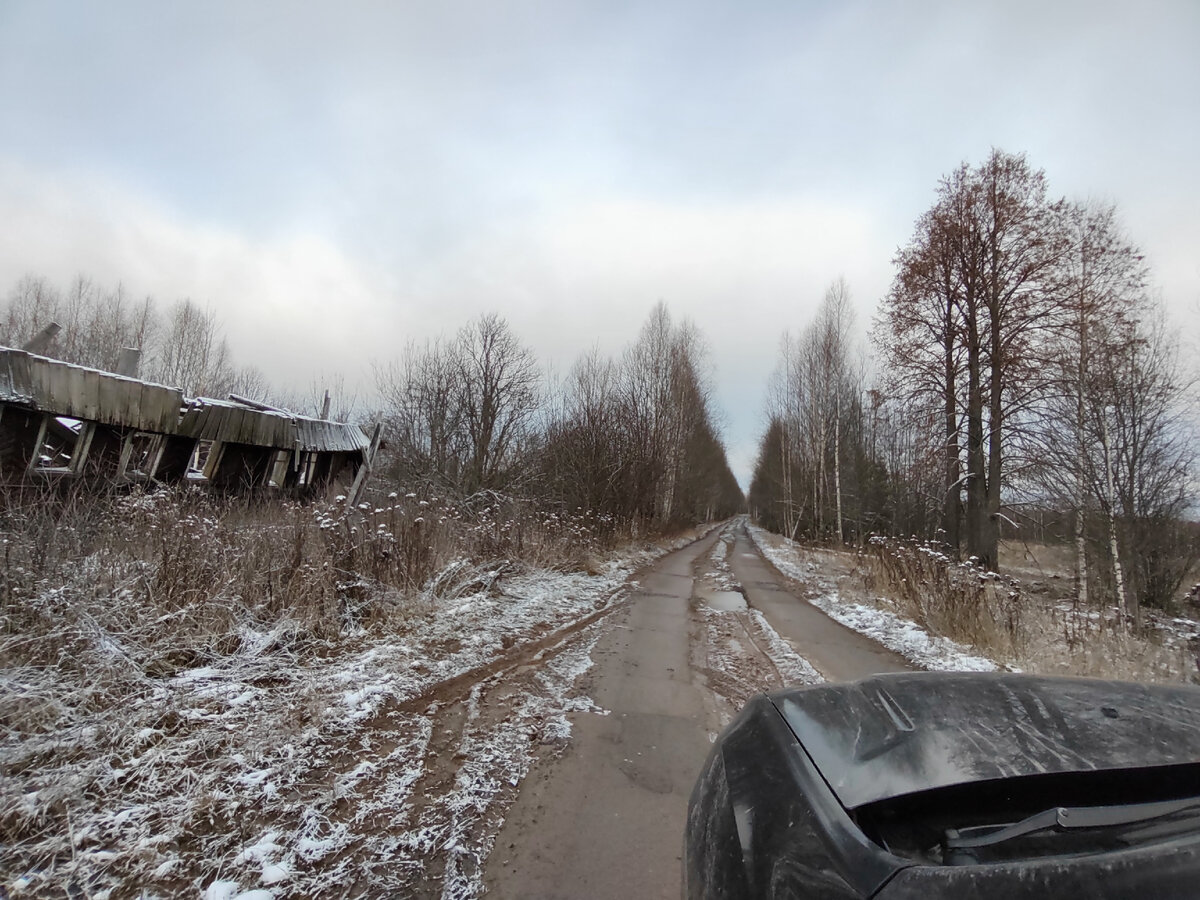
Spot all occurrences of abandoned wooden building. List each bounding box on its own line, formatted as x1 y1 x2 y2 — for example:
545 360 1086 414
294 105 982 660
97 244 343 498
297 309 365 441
0 346 378 499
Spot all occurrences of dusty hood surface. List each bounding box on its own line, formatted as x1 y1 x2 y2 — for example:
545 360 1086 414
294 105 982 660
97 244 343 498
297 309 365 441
773 672 1200 809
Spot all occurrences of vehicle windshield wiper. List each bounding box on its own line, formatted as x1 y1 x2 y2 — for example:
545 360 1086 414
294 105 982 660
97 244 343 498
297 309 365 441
944 795 1200 854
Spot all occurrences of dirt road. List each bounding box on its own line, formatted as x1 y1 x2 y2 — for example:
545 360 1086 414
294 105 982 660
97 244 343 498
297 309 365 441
482 519 911 899
724 525 912 682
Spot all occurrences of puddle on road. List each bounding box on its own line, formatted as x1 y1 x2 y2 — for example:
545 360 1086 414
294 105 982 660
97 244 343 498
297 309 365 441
699 589 747 612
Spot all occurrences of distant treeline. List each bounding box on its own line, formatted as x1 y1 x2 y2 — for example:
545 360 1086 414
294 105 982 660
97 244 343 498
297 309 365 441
374 303 744 528
0 274 269 401
1 277 743 530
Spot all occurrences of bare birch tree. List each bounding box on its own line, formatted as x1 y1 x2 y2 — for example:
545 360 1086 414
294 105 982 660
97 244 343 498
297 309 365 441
1034 202 1147 609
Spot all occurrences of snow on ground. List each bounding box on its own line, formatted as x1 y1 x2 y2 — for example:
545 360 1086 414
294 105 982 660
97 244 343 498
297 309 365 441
2 537 678 899
704 532 740 592
422 624 611 900
747 525 998 673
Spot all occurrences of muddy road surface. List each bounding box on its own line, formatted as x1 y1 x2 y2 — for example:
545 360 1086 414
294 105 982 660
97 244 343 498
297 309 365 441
482 519 910 899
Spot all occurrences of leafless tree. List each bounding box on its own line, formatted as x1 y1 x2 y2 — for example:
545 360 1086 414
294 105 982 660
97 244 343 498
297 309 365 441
375 336 466 488
273 371 360 422
1 275 156 372
541 303 741 527
1093 311 1196 624
878 151 1067 569
755 280 861 543
2 274 62 347
456 313 541 494
1029 202 1147 609
147 299 232 395
541 348 628 513
879 205 967 552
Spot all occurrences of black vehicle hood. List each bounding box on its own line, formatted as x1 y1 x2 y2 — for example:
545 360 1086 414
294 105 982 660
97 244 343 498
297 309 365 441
772 672 1200 809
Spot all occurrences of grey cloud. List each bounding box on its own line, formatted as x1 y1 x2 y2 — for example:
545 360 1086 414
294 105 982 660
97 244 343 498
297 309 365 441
0 0 1197 489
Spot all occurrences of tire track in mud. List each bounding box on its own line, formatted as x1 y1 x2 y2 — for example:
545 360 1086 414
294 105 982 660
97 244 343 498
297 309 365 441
306 602 620 898
302 528 731 898
276 522 796 899
388 626 609 898
209 572 640 898
389 587 625 716
688 523 823 729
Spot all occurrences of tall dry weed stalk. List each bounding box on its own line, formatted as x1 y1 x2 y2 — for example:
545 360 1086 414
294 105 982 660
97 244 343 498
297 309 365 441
863 535 1195 683
864 536 1024 660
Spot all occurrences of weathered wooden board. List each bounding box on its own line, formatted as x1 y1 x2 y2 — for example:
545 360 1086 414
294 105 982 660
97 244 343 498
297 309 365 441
0 352 33 404
80 369 101 421
295 417 370 453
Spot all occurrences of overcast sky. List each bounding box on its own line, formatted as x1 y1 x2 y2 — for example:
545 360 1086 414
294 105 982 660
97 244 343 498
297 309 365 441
1 0 1197 488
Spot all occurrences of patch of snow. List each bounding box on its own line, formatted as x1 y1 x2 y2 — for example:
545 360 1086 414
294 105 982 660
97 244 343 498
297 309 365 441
203 881 242 900
237 768 273 788
261 861 290 885
746 609 824 684
809 591 996 672
748 525 998 673
235 831 283 865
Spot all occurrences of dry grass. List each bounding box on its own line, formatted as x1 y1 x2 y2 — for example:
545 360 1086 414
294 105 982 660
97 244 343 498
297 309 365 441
862 537 1025 661
997 538 1077 584
861 535 1197 684
0 482 662 897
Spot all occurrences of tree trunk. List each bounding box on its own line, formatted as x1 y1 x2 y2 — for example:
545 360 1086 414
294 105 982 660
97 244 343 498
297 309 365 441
781 419 794 538
942 305 961 554
983 282 1004 572
1101 412 1132 631
1074 290 1089 610
815 412 826 537
1074 506 1088 609
834 391 844 543
965 309 988 566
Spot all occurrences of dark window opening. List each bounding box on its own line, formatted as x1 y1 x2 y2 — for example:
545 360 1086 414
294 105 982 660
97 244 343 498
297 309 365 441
187 440 217 481
33 416 85 473
124 432 164 479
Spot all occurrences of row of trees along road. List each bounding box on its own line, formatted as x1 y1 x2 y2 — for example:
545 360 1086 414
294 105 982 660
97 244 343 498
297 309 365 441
750 149 1196 625
376 302 744 529
1 276 743 532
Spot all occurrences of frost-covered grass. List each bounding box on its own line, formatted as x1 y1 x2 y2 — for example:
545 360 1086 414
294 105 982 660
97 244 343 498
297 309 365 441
862 535 1024 663
748 525 1196 684
0 485 684 899
802 591 997 672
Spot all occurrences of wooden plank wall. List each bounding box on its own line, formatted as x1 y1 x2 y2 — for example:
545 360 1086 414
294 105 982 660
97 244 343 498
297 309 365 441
0 347 372 496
